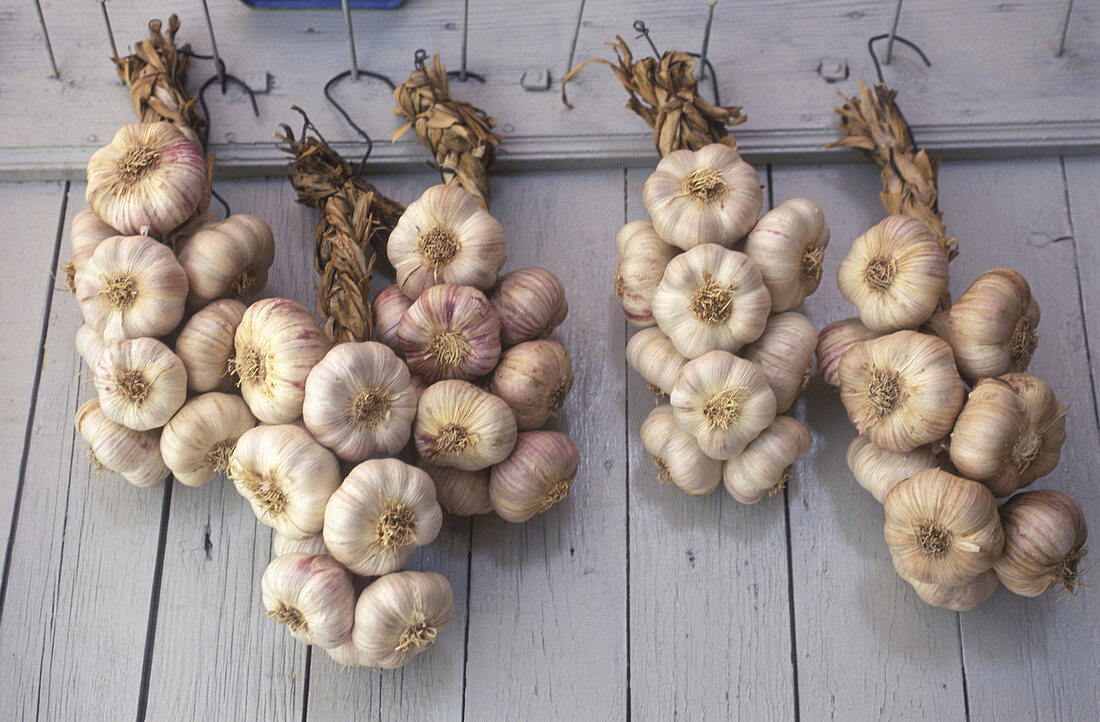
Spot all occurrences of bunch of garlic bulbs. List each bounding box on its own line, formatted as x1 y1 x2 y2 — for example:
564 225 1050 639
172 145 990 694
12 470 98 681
620 144 826 503
822 214 1088 610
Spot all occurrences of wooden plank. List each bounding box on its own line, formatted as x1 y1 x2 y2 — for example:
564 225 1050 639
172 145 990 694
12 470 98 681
0 185 167 719
5 0 1100 179
942 159 1100 721
462 170 628 720
624 168 796 719
771 163 968 720
1064 156 1100 431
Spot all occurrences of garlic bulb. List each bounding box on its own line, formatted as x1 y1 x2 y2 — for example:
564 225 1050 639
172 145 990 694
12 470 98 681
234 298 332 424
931 268 1040 384
836 215 949 332
229 424 341 538
642 143 763 250
303 341 417 461
815 317 880 388
325 639 371 668
273 532 329 558
651 244 771 358
75 234 189 342
175 299 246 393
352 571 454 669
373 284 414 356
75 398 168 487
387 184 506 298
638 405 722 496
949 374 1066 497
994 489 1088 597
417 459 493 516
743 198 830 312
160 393 256 487
741 312 817 414
723 416 812 504
883 469 1004 586
846 435 940 503
93 337 187 431
398 284 501 382
85 121 207 236
491 267 569 346
178 214 275 306
261 553 355 649
75 324 106 370
614 220 679 328
670 350 777 460
489 431 580 522
489 340 573 430
903 569 1000 612
626 327 688 398
838 331 965 453
66 209 118 291
414 380 517 471
323 458 443 576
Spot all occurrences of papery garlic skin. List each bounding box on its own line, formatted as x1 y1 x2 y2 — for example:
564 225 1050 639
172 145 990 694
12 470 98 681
642 143 763 250
490 340 573 430
325 638 372 668
742 312 817 414
323 458 443 576
75 398 168 487
414 380 518 471
723 416 812 504
234 298 332 424
94 337 187 431
75 324 106 370
846 435 940 504
273 532 330 558
883 469 1004 587
160 393 256 487
949 374 1066 497
67 209 118 292
261 553 355 649
373 284 414 357
303 341 417 462
651 244 771 358
639 405 721 496
815 317 880 389
994 489 1088 597
489 431 580 522
85 121 207 236
902 569 1000 612
417 459 493 516
837 215 949 332
178 214 275 306
838 331 965 453
388 184 506 299
353 571 455 669
743 198 830 312
398 284 502 383
626 328 688 398
491 267 569 346
614 220 679 328
75 234 189 342
670 350 777 460
175 299 246 393
229 424 341 538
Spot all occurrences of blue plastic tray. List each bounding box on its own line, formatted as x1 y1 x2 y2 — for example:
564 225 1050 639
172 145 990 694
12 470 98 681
239 1 404 8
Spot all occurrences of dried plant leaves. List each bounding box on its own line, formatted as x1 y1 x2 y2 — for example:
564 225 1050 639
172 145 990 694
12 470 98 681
829 81 958 262
393 54 503 208
562 36 746 158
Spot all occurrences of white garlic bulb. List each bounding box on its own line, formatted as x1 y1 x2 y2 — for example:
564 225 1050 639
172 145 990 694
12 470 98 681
66 209 118 292
626 327 688 398
229 424 341 538
642 143 763 249
75 398 168 487
352 571 454 669
398 284 502 383
175 299 247 393
414 380 517 471
994 489 1088 597
837 215 949 332
75 323 106 370
373 284 413 357
303 341 417 462
93 337 187 431
325 639 372 668
670 350 777 460
651 243 771 358
234 298 332 424
387 184 506 299
178 214 275 306
903 569 1000 612
614 220 679 328
743 198 830 312
75 234 189 342
846 435 940 503
741 312 817 414
489 431 580 522
722 416 812 504
160 393 256 487
815 317 880 388
273 531 329 558
638 405 721 496
489 340 573 430
417 459 493 516
261 553 355 649
491 267 569 346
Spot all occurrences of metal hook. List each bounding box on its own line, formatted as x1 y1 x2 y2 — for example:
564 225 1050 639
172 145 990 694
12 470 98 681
868 33 931 85
97 1 119 59
633 20 660 57
209 187 232 219
196 0 260 118
885 0 904 64
1057 0 1075 57
694 0 717 83
631 19 721 105
323 70 396 178
445 0 486 83
32 0 60 78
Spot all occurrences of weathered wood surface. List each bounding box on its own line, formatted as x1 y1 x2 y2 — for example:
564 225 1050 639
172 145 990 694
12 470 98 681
5 0 1099 179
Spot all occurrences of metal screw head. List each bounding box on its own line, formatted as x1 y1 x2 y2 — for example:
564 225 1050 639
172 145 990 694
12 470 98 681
521 67 551 91
817 57 849 82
